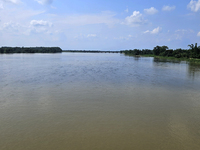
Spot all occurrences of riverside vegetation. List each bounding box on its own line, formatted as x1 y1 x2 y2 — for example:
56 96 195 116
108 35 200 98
120 43 200 63
0 47 62 53
1 44 200 63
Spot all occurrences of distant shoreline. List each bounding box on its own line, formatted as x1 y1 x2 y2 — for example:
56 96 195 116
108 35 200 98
0 47 62 53
62 50 120 53
0 47 121 54
1 44 200 64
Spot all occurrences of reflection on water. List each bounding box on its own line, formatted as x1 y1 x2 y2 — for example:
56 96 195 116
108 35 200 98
188 63 200 79
0 53 200 150
153 57 200 80
153 57 183 64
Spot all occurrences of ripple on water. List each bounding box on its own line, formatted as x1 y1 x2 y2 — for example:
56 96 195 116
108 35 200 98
0 53 200 150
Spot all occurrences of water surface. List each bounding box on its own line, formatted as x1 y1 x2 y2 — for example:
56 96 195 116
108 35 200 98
0 53 200 150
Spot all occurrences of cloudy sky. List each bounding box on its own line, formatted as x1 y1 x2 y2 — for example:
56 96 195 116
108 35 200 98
0 0 200 50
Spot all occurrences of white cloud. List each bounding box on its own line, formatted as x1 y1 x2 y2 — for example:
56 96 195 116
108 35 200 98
0 3 45 23
1 0 20 4
0 4 48 36
87 34 97 38
123 11 145 26
151 27 162 34
174 29 194 40
143 30 150 34
114 36 127 40
2 22 20 31
0 21 30 36
114 35 134 40
175 29 187 33
187 0 200 12
175 29 194 34
0 3 3 9
30 20 52 27
125 8 129 13
144 7 158 15
29 20 53 34
162 5 176 11
197 32 200 36
35 0 53 5
74 34 97 39
55 11 119 27
144 27 162 34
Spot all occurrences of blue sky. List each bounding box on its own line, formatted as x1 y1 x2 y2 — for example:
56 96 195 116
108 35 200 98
0 0 200 50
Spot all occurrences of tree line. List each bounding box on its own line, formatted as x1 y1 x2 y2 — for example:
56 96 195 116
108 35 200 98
120 43 200 59
0 47 62 53
63 50 119 53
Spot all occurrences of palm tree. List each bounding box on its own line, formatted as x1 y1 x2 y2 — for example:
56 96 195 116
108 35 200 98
188 43 200 58
188 44 194 50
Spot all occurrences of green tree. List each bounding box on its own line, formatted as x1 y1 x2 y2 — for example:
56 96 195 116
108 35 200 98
188 43 200 58
153 45 168 56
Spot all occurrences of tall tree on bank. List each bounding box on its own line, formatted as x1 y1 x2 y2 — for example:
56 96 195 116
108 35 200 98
188 43 200 58
153 46 168 56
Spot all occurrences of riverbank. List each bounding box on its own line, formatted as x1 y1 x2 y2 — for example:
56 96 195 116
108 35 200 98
121 44 200 64
153 56 200 64
0 47 62 53
123 53 200 64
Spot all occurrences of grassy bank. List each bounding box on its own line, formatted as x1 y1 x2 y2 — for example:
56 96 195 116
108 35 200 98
153 56 200 64
121 43 200 64
124 53 200 64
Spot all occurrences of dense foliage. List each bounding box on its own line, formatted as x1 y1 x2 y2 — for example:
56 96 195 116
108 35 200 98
120 43 200 59
63 50 119 53
120 49 153 55
0 47 62 53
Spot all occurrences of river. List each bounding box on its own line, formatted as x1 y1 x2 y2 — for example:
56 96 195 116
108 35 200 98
0 53 200 150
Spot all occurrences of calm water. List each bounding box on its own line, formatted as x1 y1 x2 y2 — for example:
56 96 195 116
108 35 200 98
0 53 200 150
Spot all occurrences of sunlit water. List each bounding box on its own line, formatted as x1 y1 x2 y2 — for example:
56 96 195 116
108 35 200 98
0 53 200 150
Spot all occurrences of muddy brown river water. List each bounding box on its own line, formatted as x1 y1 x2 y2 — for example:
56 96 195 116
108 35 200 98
0 53 200 150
